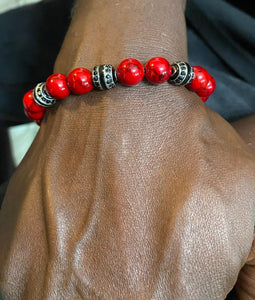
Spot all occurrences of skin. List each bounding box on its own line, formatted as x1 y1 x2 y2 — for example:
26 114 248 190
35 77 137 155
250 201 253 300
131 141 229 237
232 116 255 299
0 0 255 299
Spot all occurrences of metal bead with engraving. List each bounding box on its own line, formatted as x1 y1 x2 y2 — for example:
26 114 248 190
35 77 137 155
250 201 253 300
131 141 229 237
33 82 56 107
168 62 194 86
92 64 118 90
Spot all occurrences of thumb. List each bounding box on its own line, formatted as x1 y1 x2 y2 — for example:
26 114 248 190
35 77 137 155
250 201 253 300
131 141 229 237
236 236 255 299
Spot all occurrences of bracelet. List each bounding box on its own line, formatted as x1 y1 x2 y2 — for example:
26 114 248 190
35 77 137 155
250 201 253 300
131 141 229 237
22 57 216 125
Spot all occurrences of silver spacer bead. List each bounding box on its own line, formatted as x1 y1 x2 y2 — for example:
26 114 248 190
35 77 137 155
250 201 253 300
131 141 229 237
33 82 56 107
169 62 194 86
92 64 118 90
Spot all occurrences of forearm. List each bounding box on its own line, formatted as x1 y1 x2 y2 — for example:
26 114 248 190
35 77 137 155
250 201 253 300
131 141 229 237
54 0 188 74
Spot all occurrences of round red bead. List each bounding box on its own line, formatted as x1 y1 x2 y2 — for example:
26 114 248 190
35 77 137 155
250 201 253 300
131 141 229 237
46 73 70 99
67 68 93 94
144 57 172 84
23 90 45 113
187 66 209 92
186 66 216 102
117 58 144 86
195 67 210 89
195 76 216 98
24 109 44 120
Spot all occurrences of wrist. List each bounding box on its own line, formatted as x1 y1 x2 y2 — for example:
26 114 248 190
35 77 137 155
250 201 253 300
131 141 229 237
41 85 202 140
27 0 205 137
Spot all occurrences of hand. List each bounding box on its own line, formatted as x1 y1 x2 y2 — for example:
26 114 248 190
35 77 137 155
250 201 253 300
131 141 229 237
0 0 254 299
1 85 255 300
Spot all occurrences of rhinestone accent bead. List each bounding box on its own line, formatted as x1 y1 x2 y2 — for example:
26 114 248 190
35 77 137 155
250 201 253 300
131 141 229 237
33 82 56 107
169 62 194 86
92 64 117 90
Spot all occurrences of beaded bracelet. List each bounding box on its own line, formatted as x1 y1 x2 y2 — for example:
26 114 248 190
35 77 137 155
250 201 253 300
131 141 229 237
23 57 216 125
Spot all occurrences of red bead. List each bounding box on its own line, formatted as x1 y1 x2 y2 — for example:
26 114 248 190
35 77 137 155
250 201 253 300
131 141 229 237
200 95 209 102
117 58 144 86
144 57 172 84
186 66 216 102
186 68 200 91
195 67 210 89
196 76 216 97
35 119 42 126
196 90 210 97
23 90 45 113
186 66 210 92
24 109 44 120
46 73 70 99
67 68 93 94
